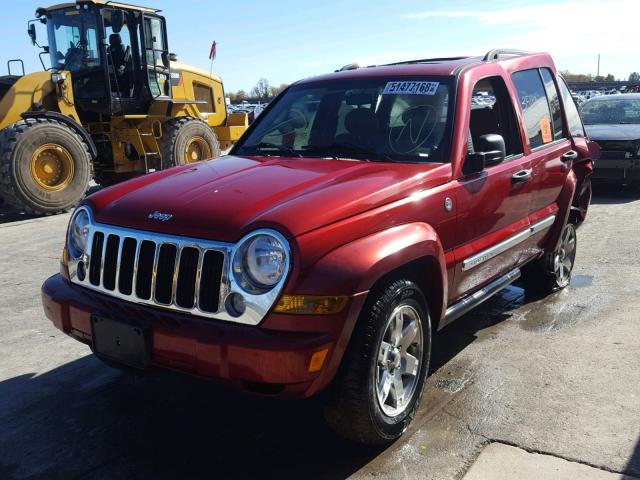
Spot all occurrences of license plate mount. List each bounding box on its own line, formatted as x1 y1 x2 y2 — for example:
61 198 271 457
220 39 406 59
91 315 151 369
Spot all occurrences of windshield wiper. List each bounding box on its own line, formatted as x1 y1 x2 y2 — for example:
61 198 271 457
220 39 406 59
301 142 395 162
242 142 302 157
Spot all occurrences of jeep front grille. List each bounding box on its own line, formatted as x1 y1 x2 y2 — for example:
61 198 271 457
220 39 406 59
72 224 230 318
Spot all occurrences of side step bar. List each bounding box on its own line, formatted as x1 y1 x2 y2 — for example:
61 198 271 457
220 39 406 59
438 268 521 331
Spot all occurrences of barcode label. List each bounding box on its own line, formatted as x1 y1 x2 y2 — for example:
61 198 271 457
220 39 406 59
383 81 440 95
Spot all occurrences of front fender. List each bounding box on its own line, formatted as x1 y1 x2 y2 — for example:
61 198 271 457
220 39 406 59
294 222 447 299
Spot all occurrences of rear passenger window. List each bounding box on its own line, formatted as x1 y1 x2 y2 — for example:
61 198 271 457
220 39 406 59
558 78 586 138
512 69 554 149
540 69 564 140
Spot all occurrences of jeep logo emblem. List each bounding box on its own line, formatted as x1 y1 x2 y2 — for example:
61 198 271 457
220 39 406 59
148 211 173 222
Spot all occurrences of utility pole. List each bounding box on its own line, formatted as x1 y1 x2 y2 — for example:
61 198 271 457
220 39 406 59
597 54 600 78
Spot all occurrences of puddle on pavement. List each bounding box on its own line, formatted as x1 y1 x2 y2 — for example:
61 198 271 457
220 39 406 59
517 299 587 333
432 361 474 394
435 377 471 394
571 275 593 288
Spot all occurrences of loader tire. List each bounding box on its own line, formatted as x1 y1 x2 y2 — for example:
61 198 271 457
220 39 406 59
160 117 220 168
0 118 91 215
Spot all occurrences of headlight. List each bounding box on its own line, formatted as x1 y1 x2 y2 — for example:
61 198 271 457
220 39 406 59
232 231 288 294
51 72 66 84
67 207 90 259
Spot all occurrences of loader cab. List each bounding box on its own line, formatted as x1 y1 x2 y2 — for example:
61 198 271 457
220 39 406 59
40 2 171 118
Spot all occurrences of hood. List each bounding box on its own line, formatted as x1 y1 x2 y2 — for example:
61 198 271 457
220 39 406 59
87 155 449 242
585 123 640 141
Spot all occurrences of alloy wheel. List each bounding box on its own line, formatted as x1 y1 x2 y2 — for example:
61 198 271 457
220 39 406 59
554 224 577 288
375 304 423 417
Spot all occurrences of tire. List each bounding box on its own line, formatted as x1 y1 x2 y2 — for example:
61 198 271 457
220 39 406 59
522 223 577 295
324 278 432 445
0 118 91 215
159 117 220 168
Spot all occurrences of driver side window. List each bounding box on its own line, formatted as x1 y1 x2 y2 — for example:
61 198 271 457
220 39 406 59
467 76 523 160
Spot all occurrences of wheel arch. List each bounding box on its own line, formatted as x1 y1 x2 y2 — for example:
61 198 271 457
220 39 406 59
369 255 446 332
20 111 97 159
546 169 577 252
294 222 448 327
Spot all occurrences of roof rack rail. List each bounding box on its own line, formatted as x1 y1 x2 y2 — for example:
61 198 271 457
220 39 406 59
482 49 530 62
384 56 468 66
335 63 360 72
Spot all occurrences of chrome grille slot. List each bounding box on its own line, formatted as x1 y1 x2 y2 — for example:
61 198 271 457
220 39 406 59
103 235 120 291
118 237 137 295
199 250 224 313
136 240 156 300
155 243 177 304
74 223 230 320
89 232 104 286
175 247 199 309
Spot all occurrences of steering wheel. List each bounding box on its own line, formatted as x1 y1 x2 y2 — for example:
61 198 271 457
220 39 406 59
64 47 83 70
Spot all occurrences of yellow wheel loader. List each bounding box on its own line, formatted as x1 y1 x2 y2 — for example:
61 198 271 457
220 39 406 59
0 0 248 215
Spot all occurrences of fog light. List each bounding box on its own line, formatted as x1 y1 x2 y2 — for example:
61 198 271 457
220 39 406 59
225 293 246 317
274 295 348 315
308 349 329 373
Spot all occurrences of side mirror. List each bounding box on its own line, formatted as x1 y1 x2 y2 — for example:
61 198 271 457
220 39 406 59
28 23 37 45
161 51 170 68
463 133 506 175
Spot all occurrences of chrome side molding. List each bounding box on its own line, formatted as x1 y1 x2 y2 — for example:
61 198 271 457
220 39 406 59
439 267 521 331
462 215 556 272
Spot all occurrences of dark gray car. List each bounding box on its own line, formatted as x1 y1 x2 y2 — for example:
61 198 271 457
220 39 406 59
581 94 640 185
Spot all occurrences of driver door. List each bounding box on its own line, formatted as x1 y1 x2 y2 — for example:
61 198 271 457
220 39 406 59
142 15 171 99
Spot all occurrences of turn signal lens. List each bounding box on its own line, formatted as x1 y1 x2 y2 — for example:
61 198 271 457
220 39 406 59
274 295 348 315
308 349 329 373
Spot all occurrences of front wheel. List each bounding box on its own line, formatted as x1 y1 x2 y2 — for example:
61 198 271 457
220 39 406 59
324 278 431 445
0 118 91 215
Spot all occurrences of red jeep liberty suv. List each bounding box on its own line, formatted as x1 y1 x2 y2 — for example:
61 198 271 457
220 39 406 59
42 49 596 444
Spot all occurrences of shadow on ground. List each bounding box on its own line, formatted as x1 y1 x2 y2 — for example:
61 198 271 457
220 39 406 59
0 356 381 480
0 203 41 225
625 437 640 478
0 184 104 225
591 182 640 205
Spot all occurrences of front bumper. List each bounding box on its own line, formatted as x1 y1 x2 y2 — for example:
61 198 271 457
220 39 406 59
42 274 366 398
593 158 640 181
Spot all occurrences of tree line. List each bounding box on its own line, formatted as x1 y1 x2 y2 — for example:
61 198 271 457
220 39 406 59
560 71 640 83
227 78 289 103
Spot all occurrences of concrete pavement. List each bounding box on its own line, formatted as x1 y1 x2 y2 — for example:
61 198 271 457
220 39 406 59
0 184 639 479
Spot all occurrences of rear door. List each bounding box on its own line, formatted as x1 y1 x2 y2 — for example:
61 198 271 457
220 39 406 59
510 68 574 261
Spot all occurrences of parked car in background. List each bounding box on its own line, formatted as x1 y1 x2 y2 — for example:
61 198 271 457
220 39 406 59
581 94 640 185
42 49 596 445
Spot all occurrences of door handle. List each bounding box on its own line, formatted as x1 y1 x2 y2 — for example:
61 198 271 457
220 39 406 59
562 150 578 163
512 169 532 183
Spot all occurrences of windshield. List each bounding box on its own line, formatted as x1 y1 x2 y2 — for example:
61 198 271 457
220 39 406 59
233 77 453 163
47 8 101 72
581 98 640 125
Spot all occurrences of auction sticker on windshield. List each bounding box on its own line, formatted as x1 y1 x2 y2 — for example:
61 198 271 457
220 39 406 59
383 81 440 95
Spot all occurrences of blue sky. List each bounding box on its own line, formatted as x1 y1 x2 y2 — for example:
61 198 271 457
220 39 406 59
2 0 638 92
